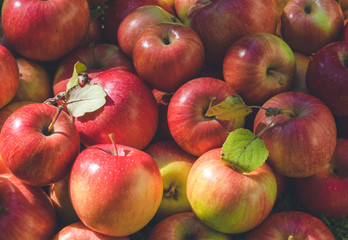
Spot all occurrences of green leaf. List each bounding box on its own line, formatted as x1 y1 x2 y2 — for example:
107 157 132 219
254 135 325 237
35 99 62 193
205 95 253 121
221 128 269 173
65 84 107 117
66 61 87 94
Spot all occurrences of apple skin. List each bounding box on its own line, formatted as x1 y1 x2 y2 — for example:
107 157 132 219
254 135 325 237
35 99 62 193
53 43 135 96
306 41 348 116
245 211 335 240
132 22 205 92
12 58 52 103
184 0 277 67
223 32 296 105
167 77 245 157
0 103 81 186
103 0 160 44
0 100 34 132
69 143 163 237
144 140 197 221
49 174 80 229
0 45 19 109
290 51 310 93
186 148 277 234
78 15 104 48
281 0 344 56
174 0 196 22
53 222 131 240
0 173 57 240
117 5 180 58
295 138 348 219
253 91 337 178
1 0 90 62
148 212 233 240
73 69 158 150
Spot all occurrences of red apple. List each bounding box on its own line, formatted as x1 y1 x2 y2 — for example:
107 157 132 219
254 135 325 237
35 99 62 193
12 58 52 103
1 0 90 61
184 0 277 67
253 91 337 178
103 0 160 43
78 15 104 48
0 155 9 174
281 0 344 56
186 148 277 234
144 140 196 220
73 69 159 150
223 32 296 105
132 22 205 92
53 222 131 240
117 5 180 58
148 212 233 239
295 138 348 219
49 174 80 229
306 41 348 116
167 77 245 157
245 211 336 240
0 173 57 239
53 43 135 96
69 142 163 237
0 103 80 186
0 45 19 109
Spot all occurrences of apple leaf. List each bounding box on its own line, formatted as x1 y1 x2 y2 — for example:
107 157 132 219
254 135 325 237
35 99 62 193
221 128 269 173
65 84 107 117
205 95 253 121
65 61 87 94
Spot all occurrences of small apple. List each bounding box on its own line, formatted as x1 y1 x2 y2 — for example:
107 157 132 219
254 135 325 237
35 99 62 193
254 91 337 178
145 140 197 221
132 22 204 92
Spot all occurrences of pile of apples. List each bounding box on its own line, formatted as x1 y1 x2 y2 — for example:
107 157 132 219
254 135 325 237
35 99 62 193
0 0 348 239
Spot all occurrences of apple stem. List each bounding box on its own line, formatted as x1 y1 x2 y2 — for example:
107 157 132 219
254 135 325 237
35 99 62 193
255 117 276 138
108 133 118 156
47 105 63 134
0 205 8 212
288 235 294 240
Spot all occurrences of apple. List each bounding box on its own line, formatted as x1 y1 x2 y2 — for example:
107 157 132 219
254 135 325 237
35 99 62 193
53 43 135 96
103 0 160 43
0 103 80 186
78 14 104 48
1 0 90 62
174 0 196 22
253 91 337 178
69 141 163 237
167 77 245 157
295 138 348 219
0 45 19 109
53 222 131 240
223 32 296 105
290 51 310 93
245 211 336 240
157 0 176 14
49 174 80 229
186 148 277 234
12 58 52 103
184 0 277 67
73 69 159 150
280 0 344 56
148 212 233 239
117 5 180 58
0 173 57 239
132 22 205 92
144 140 197 221
306 41 348 116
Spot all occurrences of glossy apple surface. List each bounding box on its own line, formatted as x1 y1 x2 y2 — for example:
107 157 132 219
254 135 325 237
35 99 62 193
187 148 277 234
132 22 204 92
1 0 90 61
254 91 337 178
167 77 245 156
69 143 163 237
0 173 57 239
223 32 296 105
73 69 158 149
0 103 80 186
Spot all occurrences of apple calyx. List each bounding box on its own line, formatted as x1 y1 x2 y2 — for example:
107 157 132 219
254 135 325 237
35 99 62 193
267 68 285 85
0 205 8 212
108 133 118 156
163 184 178 200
